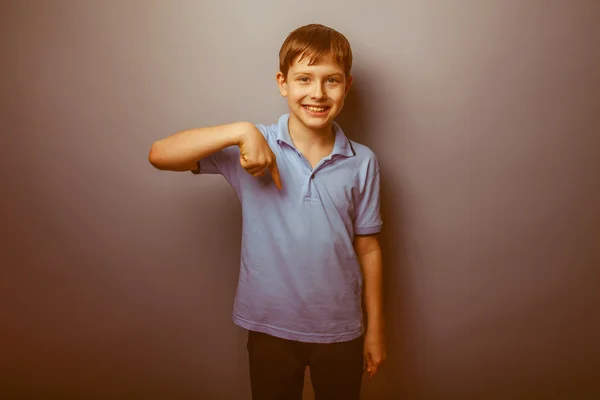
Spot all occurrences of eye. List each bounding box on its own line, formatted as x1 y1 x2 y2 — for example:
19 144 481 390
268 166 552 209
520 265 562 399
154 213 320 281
298 77 310 82
327 78 339 84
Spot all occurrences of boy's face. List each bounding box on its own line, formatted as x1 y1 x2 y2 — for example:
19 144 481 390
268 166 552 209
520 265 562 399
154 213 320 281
276 55 352 133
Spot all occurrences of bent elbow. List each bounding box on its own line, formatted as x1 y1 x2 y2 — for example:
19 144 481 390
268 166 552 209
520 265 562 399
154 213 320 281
148 141 167 170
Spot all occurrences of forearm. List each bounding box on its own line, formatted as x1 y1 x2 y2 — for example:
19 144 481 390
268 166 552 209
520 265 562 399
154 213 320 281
359 248 385 333
148 121 252 171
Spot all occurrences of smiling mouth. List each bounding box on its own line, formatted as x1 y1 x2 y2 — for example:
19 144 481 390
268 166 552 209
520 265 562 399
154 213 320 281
303 105 331 112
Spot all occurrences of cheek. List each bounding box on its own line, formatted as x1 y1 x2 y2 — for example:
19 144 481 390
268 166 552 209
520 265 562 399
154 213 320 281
326 87 345 101
288 89 307 103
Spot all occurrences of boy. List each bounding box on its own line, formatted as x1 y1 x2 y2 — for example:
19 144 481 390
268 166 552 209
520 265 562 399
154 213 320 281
149 24 386 400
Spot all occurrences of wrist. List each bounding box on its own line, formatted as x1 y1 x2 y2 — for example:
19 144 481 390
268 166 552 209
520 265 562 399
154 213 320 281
366 317 385 334
233 122 255 146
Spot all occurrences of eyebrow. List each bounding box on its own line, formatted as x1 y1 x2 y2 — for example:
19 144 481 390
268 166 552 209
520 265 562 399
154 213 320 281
293 71 344 78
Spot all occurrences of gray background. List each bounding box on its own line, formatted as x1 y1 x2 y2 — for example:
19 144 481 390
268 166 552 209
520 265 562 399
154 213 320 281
2 0 599 399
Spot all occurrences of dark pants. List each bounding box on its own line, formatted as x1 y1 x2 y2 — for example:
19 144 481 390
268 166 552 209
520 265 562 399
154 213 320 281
247 330 364 400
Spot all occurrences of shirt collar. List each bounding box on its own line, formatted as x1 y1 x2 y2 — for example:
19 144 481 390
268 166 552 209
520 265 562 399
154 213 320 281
275 113 355 158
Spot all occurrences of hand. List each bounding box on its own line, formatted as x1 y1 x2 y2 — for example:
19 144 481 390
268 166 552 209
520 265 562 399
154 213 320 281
238 125 282 190
364 329 387 379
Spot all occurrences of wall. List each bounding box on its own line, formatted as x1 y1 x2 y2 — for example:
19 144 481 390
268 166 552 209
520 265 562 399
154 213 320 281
2 0 599 398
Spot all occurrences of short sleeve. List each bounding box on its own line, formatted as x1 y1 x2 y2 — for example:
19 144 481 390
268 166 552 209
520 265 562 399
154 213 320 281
193 145 241 186
354 167 383 235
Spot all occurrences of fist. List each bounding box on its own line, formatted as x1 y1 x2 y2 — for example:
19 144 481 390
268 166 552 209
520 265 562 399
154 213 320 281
238 126 282 190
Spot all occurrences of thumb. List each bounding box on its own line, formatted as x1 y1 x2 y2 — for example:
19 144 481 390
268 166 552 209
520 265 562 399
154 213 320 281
368 364 378 378
364 353 373 373
269 160 282 190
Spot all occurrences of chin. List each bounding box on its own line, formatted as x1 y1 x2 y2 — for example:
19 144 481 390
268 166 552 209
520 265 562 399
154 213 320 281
305 118 331 130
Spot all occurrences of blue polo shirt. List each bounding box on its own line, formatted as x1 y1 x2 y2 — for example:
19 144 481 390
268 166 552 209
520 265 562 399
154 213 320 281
196 114 382 343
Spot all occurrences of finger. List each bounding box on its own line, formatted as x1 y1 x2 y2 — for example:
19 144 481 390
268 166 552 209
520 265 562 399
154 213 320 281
248 167 265 175
240 155 253 169
369 364 379 378
365 353 373 375
242 161 261 171
240 156 265 172
246 165 264 174
250 168 266 177
370 357 384 378
269 161 282 190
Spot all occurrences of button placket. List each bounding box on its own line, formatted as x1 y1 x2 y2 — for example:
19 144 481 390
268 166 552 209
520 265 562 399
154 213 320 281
305 174 313 200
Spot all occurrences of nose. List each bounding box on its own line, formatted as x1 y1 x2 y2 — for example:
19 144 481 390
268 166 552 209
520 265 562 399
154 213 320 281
310 83 327 100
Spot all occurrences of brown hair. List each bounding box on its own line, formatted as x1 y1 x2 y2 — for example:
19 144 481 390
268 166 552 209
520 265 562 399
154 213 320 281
279 24 353 78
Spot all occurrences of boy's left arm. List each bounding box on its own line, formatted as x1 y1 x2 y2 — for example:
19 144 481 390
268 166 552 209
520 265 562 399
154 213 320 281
354 233 387 379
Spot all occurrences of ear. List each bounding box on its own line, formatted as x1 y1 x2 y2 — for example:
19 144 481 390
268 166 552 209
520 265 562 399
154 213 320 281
276 71 288 97
344 74 353 96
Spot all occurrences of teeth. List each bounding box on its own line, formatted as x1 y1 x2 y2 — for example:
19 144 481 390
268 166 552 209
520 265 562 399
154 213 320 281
305 106 328 112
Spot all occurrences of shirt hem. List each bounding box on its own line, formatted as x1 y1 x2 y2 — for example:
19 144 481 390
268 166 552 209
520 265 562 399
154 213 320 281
232 313 363 343
355 224 383 235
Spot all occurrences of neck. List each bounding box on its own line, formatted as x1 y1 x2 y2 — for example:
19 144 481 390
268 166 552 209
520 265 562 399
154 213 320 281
288 113 335 150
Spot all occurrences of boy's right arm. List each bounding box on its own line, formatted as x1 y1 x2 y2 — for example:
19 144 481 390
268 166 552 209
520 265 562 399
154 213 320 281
148 122 250 172
148 122 281 189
